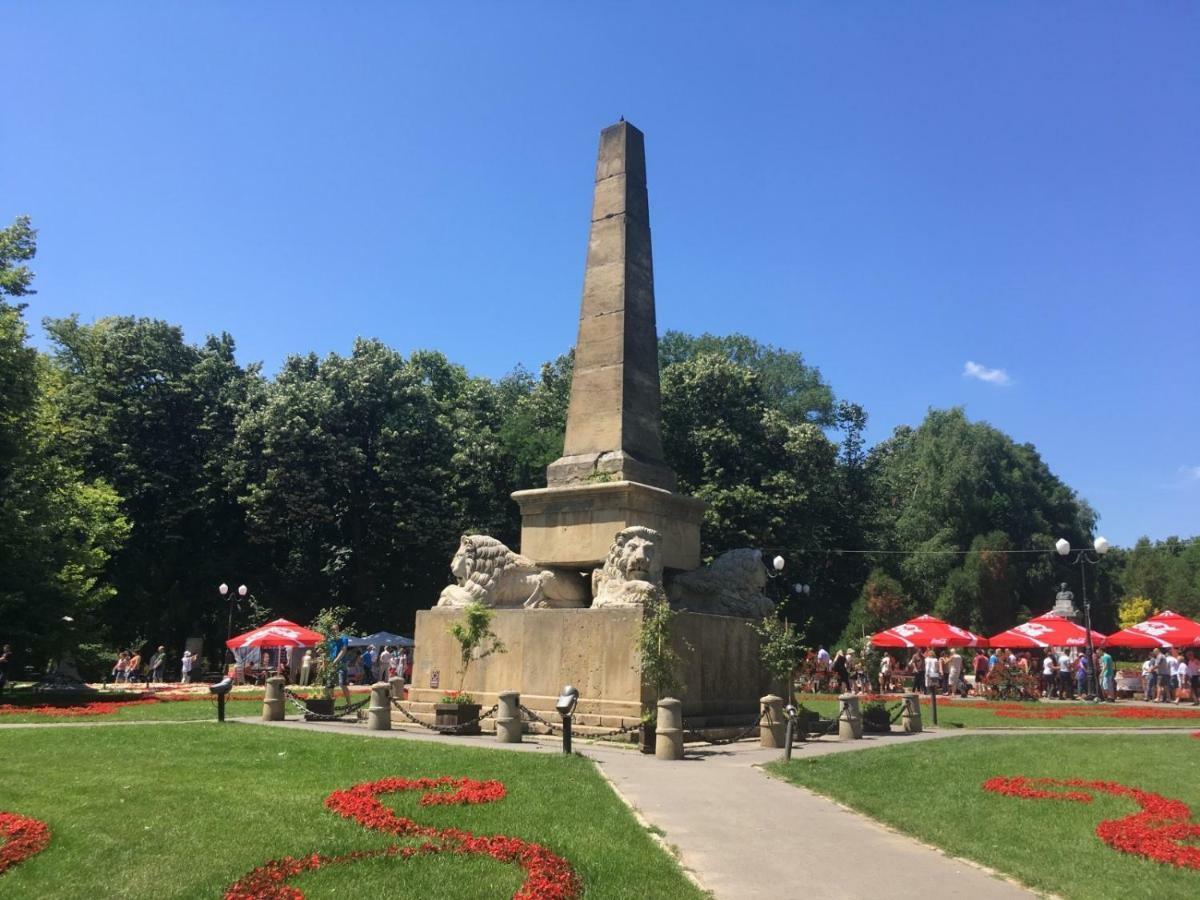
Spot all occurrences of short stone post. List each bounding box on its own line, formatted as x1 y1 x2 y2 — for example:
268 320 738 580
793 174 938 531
901 692 923 734
368 682 391 731
838 693 863 740
655 697 684 760
760 694 785 748
496 690 522 743
262 676 285 722
389 675 406 704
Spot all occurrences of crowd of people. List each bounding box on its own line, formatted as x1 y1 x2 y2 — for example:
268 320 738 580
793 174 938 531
101 639 414 688
802 644 1199 704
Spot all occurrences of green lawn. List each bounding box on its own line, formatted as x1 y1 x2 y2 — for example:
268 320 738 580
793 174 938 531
769 734 1200 899
0 723 704 898
795 694 1200 729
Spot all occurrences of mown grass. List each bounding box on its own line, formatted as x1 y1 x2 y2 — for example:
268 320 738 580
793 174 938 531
0 723 705 898
795 694 1200 729
769 734 1200 899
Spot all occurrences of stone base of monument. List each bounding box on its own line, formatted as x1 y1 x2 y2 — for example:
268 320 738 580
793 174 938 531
410 607 766 728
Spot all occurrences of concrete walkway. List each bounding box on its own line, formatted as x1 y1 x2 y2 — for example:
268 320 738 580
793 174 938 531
240 717 1043 899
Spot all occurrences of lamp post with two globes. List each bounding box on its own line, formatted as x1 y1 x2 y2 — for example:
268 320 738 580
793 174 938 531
1054 536 1110 701
220 583 249 668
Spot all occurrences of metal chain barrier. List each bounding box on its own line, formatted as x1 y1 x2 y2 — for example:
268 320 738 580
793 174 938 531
888 702 905 725
283 689 370 722
390 699 499 734
519 704 559 735
680 709 766 746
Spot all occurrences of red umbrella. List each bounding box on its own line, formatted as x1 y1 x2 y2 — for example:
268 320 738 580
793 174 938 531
987 612 1106 649
226 618 326 650
1104 611 1200 649
870 614 987 649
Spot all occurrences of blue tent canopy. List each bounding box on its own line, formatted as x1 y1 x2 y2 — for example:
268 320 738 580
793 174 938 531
347 631 413 649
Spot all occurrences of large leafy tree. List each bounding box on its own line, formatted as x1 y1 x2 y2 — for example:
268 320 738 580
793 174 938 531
238 341 511 631
44 315 261 653
0 218 128 669
840 407 1099 645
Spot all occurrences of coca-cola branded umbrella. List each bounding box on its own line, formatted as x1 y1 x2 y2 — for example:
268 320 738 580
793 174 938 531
1103 611 1200 649
226 618 325 650
987 612 1106 649
870 614 987 649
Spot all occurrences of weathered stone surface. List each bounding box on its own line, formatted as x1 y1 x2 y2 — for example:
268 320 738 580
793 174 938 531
668 548 776 618
410 607 767 719
546 121 675 492
591 526 666 608
435 535 588 609
513 480 704 571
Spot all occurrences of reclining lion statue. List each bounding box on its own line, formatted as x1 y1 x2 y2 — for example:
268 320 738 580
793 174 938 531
591 526 667 608
436 535 588 609
667 548 775 618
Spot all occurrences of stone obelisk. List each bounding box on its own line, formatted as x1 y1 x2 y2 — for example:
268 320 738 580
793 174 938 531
513 121 704 571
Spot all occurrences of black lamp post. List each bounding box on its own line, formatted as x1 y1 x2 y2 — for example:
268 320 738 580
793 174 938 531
220 583 248 669
1055 536 1110 701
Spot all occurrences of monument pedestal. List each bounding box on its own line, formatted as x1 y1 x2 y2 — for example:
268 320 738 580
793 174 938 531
410 607 765 722
512 480 705 571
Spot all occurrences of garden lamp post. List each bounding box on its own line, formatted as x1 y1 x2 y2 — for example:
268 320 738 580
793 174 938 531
220 583 249 669
1055 536 1109 701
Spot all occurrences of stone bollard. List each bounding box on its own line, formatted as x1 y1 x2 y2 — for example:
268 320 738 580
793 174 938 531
389 674 406 700
496 690 522 743
262 676 286 722
902 692 923 734
838 693 863 740
368 682 391 731
760 695 785 748
655 697 684 760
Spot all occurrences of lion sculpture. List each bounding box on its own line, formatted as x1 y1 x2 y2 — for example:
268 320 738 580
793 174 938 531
667 548 776 618
436 535 588 609
591 526 667 608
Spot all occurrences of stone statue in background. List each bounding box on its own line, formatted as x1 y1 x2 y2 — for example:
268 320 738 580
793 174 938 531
667 548 776 619
591 526 667 608
436 535 588 609
1052 582 1078 619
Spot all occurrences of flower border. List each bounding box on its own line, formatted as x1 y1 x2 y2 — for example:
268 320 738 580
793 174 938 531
226 777 579 899
983 775 1200 870
0 812 51 875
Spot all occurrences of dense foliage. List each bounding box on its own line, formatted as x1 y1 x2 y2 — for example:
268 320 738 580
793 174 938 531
1 216 1192 676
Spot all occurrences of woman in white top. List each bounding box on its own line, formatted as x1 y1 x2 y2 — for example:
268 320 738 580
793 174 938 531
924 651 943 695
180 649 194 684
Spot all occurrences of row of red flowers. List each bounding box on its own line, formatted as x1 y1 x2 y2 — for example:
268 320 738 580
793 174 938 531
0 812 51 874
225 777 580 899
0 686 373 718
983 775 1200 870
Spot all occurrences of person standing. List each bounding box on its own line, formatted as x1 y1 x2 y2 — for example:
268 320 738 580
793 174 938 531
378 646 392 683
327 625 350 704
0 644 11 696
1156 648 1173 702
947 649 964 697
1186 650 1200 706
149 646 166 684
973 649 990 696
127 649 143 686
1099 648 1115 702
300 650 312 686
180 649 194 684
924 650 943 696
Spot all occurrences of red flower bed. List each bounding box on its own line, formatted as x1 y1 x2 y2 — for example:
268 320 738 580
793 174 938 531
983 775 1200 869
0 812 51 874
0 698 159 718
226 777 579 899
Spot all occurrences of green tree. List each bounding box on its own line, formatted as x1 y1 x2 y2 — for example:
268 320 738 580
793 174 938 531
0 218 128 669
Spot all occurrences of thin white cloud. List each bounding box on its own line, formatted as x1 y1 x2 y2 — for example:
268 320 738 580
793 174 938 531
963 360 1012 386
1180 465 1200 482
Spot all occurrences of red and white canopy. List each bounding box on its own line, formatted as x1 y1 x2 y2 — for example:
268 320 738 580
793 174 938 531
987 612 1106 649
1103 611 1200 649
870 614 987 649
226 618 325 650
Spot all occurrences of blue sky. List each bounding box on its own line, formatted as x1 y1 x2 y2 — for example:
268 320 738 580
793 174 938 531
5 3 1197 546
